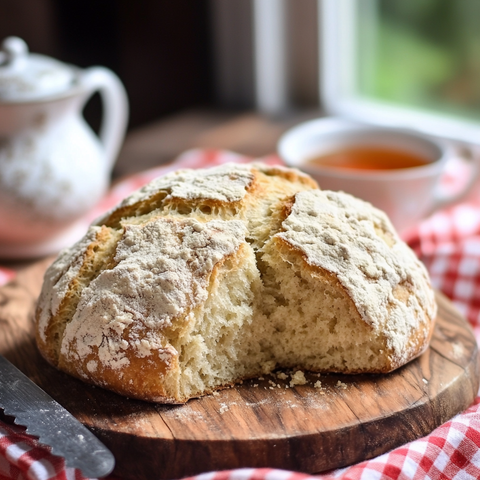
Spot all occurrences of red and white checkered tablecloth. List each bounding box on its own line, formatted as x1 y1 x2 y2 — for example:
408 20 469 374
1 149 480 480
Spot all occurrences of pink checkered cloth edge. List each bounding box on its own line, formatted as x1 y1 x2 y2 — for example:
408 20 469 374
1 149 480 480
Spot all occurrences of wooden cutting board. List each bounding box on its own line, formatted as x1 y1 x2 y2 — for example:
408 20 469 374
0 258 478 480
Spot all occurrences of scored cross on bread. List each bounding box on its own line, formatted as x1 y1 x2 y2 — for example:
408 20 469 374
35 163 436 403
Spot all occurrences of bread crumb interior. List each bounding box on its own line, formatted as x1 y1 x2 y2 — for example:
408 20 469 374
162 233 389 401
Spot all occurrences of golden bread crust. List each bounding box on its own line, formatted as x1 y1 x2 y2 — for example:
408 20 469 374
35 163 436 402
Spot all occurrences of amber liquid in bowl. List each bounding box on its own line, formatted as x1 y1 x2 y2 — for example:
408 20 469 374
307 146 431 171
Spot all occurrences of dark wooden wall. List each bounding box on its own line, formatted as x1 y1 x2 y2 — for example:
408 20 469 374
0 0 213 129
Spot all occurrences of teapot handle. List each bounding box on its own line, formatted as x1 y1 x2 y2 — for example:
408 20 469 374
79 67 129 170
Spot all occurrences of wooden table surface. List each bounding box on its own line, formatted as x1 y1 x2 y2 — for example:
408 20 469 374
114 108 321 177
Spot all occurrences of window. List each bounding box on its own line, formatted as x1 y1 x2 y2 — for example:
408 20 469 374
321 0 480 145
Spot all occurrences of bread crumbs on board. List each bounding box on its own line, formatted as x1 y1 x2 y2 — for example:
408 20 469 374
210 370 350 399
289 371 307 387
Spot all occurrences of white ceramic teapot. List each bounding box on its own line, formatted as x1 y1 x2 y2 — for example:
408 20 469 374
0 36 128 258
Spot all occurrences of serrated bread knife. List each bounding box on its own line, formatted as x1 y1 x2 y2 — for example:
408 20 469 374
0 355 115 478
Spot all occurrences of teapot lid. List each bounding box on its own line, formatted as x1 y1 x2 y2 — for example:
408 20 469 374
0 37 76 102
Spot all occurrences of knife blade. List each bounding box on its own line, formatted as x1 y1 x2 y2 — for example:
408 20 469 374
0 354 115 478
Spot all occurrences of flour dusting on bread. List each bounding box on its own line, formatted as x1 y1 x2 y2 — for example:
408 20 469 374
274 189 435 366
35 163 437 403
60 218 247 373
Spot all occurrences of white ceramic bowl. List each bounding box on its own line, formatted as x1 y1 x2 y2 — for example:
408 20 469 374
277 117 476 234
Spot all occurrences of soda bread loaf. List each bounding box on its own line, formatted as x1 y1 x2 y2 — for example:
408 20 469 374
35 163 437 403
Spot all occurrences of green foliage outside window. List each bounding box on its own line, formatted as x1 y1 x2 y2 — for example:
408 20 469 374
358 0 480 121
